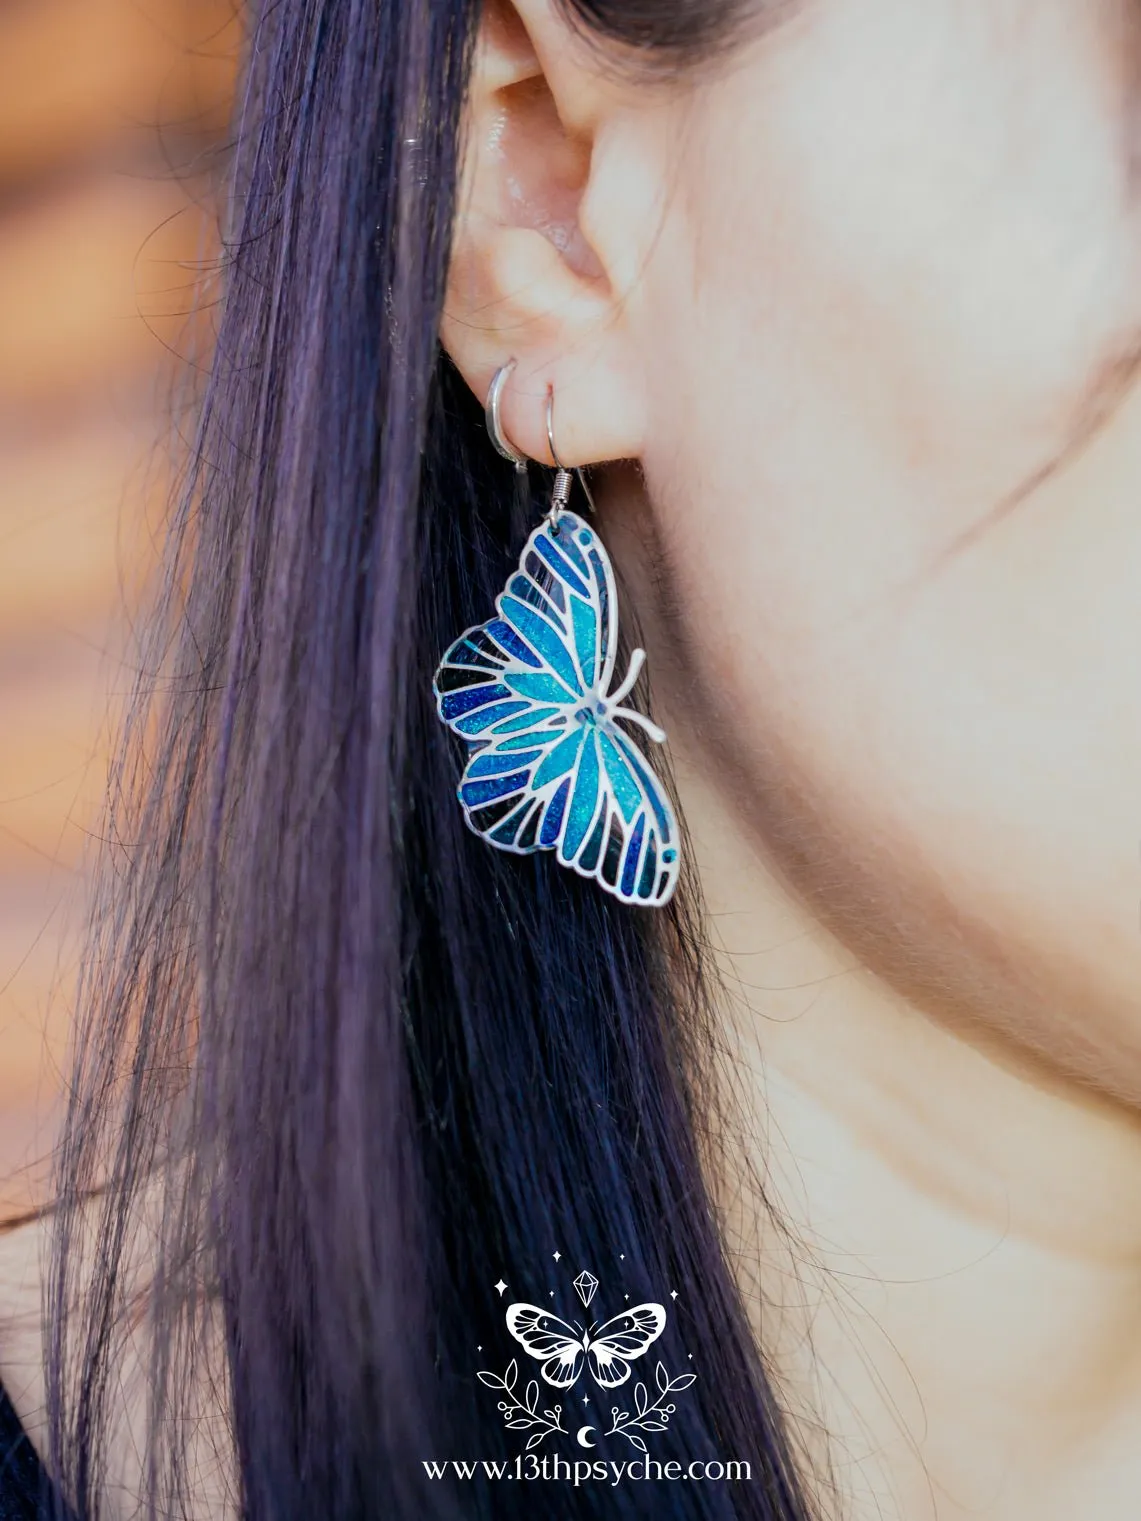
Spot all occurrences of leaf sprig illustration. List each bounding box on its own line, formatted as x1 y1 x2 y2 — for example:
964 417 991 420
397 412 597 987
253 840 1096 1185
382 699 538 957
477 1360 567 1450
605 1361 696 1453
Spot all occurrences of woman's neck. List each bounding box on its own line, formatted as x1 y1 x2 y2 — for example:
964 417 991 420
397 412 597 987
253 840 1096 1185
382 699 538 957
677 740 1141 1521
588 463 1141 1518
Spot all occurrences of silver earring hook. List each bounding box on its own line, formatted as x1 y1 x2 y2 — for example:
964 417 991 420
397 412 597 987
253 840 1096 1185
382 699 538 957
545 385 567 471
545 385 574 525
545 384 597 523
486 359 529 472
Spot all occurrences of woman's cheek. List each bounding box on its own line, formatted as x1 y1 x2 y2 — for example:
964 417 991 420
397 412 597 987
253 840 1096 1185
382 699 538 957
628 0 1141 1094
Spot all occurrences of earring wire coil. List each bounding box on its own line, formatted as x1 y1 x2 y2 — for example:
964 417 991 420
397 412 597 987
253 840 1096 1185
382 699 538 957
545 385 574 524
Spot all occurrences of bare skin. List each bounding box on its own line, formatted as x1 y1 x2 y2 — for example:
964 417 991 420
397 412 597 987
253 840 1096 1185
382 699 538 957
9 1 1141 1515
440 2 1141 1516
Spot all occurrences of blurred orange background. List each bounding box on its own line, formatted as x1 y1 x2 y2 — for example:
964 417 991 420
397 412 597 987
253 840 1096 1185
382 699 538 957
0 0 239 1211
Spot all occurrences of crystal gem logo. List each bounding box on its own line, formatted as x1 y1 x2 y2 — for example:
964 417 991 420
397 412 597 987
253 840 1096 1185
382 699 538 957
477 1264 697 1453
573 1269 598 1307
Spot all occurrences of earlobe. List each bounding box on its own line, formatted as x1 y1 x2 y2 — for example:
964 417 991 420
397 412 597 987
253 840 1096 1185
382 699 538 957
440 0 647 467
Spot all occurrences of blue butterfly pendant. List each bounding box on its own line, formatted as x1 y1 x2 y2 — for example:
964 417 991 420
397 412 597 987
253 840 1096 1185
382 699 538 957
433 510 680 906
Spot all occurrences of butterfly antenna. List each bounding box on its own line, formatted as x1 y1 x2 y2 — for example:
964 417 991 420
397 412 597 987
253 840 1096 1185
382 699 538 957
612 707 668 745
609 647 647 707
609 648 669 743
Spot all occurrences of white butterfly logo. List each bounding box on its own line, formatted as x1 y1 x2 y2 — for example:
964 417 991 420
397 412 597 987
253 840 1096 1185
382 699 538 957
505 1301 667 1389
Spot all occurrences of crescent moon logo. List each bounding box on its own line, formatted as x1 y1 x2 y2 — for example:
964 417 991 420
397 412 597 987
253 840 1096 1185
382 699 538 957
575 1425 597 1449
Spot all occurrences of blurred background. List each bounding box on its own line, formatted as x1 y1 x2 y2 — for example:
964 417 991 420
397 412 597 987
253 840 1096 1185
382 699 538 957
0 0 239 1211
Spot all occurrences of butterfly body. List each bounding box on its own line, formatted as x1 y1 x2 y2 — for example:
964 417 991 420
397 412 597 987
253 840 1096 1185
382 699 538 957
433 511 680 906
505 1302 668 1389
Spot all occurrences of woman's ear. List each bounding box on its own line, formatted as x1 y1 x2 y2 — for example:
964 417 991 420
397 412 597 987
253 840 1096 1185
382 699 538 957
440 0 648 467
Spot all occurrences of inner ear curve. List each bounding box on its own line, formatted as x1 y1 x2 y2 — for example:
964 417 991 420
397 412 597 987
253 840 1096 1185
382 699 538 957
491 73 602 279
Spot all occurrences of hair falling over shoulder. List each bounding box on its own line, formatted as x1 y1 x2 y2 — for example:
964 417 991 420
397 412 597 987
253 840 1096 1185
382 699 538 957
45 2 814 1517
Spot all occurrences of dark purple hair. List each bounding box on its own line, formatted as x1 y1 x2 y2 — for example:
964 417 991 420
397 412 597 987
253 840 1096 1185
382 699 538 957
46 2 813 1517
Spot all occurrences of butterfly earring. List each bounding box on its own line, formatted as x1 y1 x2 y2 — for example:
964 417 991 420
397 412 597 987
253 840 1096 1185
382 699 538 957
432 362 681 907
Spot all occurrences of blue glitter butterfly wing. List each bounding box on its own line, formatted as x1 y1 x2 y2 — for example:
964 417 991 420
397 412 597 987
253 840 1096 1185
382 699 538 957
495 510 618 698
433 511 611 736
445 721 583 855
557 721 681 906
433 512 608 852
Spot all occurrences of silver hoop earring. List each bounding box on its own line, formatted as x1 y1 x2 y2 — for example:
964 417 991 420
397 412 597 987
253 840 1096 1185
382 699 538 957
485 359 530 473
432 374 680 906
